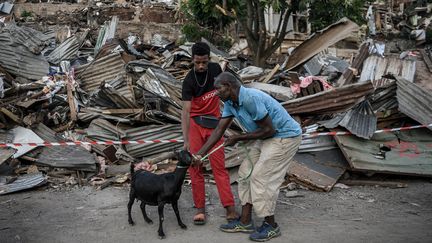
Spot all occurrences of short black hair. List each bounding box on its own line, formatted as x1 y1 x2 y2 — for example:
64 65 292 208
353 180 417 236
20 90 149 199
215 72 241 87
192 42 210 57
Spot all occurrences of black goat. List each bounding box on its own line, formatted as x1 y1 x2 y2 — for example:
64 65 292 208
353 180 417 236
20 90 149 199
127 150 192 239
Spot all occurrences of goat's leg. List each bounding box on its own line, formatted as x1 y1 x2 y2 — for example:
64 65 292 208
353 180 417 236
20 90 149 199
157 202 165 239
127 189 135 225
140 202 153 224
172 201 187 229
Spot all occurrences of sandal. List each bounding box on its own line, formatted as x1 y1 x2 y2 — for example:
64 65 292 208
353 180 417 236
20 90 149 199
193 212 206 225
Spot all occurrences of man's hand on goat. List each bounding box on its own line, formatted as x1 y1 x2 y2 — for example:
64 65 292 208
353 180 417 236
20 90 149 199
192 154 203 167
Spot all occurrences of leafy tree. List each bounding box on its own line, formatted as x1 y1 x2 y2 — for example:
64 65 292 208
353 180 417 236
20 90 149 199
179 0 237 47
182 0 366 67
307 0 366 31
184 0 236 30
234 0 300 67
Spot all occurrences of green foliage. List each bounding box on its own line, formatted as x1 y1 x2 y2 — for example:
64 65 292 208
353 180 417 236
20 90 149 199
182 0 237 30
180 0 235 49
21 10 33 18
181 22 212 43
307 0 367 31
180 22 233 50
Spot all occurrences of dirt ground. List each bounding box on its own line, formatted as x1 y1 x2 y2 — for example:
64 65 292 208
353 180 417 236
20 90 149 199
0 178 431 243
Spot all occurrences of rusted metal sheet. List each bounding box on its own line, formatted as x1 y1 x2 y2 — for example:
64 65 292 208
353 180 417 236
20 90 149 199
287 149 348 192
335 128 432 176
75 53 126 92
285 18 359 71
281 81 374 115
360 55 416 87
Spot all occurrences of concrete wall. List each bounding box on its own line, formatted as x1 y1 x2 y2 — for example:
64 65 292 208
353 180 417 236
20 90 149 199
13 3 86 17
12 3 181 43
117 22 181 43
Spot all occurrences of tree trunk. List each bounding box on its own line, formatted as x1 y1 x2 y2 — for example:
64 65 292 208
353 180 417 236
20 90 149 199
237 0 300 67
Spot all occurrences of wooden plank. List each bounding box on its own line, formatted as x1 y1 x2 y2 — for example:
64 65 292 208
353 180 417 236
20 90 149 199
0 107 22 124
263 64 280 83
337 42 369 86
66 78 77 122
287 149 348 192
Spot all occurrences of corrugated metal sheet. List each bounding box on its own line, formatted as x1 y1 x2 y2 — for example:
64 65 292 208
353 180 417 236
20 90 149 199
339 100 376 139
100 86 137 109
75 53 126 92
281 81 374 115
133 64 182 118
300 124 338 152
396 76 432 130
320 100 377 139
285 18 359 71
335 128 432 176
1 24 51 54
30 123 96 171
360 55 416 87
88 78 135 109
288 149 348 192
47 31 88 65
299 135 338 152
0 173 47 195
94 16 118 55
86 119 182 158
78 112 130 123
122 125 183 158
369 81 397 112
0 31 49 80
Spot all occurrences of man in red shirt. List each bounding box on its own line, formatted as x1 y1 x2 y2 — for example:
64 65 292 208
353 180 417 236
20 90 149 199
181 42 237 225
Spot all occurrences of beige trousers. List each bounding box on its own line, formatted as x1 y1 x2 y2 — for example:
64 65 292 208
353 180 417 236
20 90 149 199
238 136 301 218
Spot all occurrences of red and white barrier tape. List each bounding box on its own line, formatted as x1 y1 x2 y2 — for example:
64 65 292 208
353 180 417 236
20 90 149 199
302 123 432 138
0 124 431 148
0 139 184 148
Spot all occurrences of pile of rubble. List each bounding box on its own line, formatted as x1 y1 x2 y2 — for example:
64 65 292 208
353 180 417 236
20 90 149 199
0 4 431 195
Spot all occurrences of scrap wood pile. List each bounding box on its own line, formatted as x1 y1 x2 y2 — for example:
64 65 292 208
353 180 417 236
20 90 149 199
0 1 432 195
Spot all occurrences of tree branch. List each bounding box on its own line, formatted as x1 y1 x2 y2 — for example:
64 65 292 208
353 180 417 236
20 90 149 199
266 0 300 57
